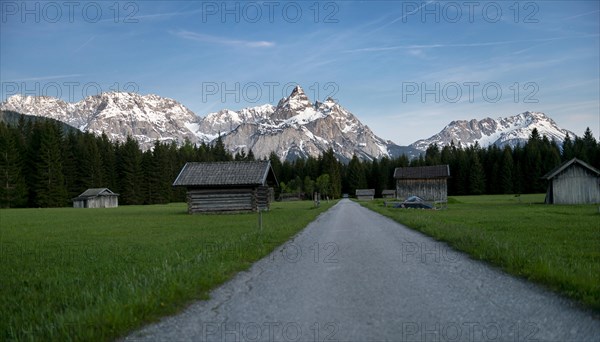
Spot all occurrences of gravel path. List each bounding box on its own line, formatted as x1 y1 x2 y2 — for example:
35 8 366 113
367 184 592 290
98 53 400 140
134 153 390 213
125 199 600 341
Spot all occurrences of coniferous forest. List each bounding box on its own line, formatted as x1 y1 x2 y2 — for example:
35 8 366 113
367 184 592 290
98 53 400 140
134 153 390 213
0 114 598 208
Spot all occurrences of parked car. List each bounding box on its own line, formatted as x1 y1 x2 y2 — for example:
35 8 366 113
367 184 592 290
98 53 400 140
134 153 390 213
395 196 433 209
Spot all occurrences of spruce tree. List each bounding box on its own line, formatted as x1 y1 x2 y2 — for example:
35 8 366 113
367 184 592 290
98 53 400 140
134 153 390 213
347 155 367 196
378 157 391 191
99 133 117 190
561 134 575 161
0 124 27 207
452 148 469 195
321 148 342 198
500 146 514 194
524 130 543 192
305 156 320 180
541 139 561 175
212 135 231 161
581 127 599 168
89 135 104 187
152 141 172 203
34 122 68 207
117 136 143 205
62 132 81 199
294 158 306 180
468 150 486 195
425 143 441 165
369 159 384 197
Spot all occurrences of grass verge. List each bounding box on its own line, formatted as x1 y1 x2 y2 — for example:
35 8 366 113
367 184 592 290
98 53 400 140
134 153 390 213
360 194 600 311
0 200 337 341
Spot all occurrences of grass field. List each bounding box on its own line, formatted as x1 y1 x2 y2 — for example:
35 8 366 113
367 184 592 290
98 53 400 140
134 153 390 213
0 200 337 341
360 194 600 311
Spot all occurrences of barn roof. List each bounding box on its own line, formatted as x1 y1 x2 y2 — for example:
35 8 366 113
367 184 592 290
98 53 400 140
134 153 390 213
394 165 450 179
356 189 375 196
542 158 600 180
172 161 277 187
73 188 118 200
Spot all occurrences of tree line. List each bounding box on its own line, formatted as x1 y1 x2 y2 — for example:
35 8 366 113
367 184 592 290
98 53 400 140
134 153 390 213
270 128 599 199
0 113 598 208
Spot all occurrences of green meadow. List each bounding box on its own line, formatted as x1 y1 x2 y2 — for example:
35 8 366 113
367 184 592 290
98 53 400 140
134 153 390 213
360 194 600 311
2 195 598 341
0 201 336 341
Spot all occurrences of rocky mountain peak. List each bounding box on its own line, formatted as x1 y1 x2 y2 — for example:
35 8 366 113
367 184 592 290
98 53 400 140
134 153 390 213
1 92 200 149
272 85 314 121
410 111 576 151
2 89 574 162
290 85 305 96
286 86 313 107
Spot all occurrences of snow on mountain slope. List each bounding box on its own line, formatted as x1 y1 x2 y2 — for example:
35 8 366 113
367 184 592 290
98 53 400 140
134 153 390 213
2 90 573 161
195 104 275 137
217 86 403 161
1 92 201 148
1 95 84 128
0 87 407 160
410 111 576 151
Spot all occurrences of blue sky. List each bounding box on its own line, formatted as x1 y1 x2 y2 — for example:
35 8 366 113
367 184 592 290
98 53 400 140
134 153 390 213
1 0 598 145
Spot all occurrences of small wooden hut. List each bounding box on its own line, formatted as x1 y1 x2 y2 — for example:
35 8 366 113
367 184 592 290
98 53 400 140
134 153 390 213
172 161 278 214
72 188 119 208
394 165 450 201
356 189 375 201
542 158 600 204
382 190 396 199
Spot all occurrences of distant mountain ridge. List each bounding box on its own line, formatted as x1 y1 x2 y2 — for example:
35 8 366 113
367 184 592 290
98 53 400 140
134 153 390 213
196 86 419 161
0 110 79 134
0 87 418 161
1 92 200 148
410 111 576 151
0 89 576 160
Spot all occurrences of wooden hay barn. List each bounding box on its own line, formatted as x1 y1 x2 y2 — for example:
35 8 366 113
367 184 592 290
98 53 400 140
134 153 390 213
542 158 600 204
356 189 375 201
72 188 119 208
382 190 396 199
172 161 278 214
394 165 450 201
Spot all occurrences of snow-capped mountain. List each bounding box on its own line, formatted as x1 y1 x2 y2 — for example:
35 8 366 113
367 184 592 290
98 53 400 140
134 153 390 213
1 92 201 148
410 112 576 151
189 86 412 161
1 90 575 160
196 104 275 140
0 87 415 160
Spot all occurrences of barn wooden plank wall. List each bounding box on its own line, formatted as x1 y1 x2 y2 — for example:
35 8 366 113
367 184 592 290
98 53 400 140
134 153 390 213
73 196 118 208
186 187 275 213
396 179 447 201
256 186 272 211
382 190 396 198
187 188 256 213
549 165 600 204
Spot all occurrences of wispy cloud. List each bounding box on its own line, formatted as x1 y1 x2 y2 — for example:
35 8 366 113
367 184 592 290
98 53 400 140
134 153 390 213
98 8 203 23
367 0 436 35
172 30 275 48
562 10 600 21
389 0 436 25
6 74 84 82
73 36 95 53
344 35 599 53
